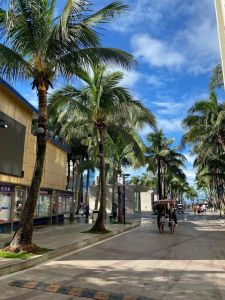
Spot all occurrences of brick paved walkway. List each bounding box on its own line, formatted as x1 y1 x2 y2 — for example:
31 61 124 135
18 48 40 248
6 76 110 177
9 280 153 300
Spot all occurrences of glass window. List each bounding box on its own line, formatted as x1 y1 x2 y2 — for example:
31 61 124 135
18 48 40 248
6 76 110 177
58 196 72 214
35 194 51 217
52 197 58 215
0 193 12 223
13 189 25 221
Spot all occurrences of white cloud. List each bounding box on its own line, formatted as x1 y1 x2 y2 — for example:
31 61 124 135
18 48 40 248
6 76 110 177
184 168 196 185
138 124 154 137
157 118 182 132
111 0 162 32
125 0 219 75
120 70 142 88
184 153 196 166
152 101 184 116
151 91 209 120
145 75 165 87
132 34 186 69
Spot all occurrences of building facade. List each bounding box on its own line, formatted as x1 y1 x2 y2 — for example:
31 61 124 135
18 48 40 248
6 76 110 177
89 184 154 214
0 78 72 233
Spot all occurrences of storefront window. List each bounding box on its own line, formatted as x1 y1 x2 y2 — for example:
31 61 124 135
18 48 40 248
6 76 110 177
52 197 58 215
13 189 25 221
58 195 72 214
0 193 12 223
35 193 51 217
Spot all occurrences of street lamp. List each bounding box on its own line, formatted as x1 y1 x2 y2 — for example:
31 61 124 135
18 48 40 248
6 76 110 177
123 173 130 226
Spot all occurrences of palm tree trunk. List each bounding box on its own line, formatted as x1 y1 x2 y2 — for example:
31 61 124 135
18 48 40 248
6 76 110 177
118 184 123 223
66 154 71 189
117 168 123 223
85 169 90 204
76 173 83 214
9 84 47 252
91 126 106 232
157 159 162 200
72 172 80 218
70 161 77 221
111 169 117 213
94 176 100 210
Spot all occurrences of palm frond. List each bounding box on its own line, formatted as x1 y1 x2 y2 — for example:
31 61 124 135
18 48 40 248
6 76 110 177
83 1 129 27
0 43 32 80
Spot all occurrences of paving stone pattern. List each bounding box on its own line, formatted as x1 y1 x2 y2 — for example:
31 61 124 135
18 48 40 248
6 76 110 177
8 280 154 300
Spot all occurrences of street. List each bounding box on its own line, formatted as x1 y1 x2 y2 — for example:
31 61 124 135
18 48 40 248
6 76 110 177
1 210 225 300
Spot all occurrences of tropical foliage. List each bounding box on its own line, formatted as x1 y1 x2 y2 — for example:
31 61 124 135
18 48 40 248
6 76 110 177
145 129 187 201
48 63 155 231
0 0 134 251
183 89 225 209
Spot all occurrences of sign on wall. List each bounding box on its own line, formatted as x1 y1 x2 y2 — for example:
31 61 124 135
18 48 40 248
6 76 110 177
215 0 225 89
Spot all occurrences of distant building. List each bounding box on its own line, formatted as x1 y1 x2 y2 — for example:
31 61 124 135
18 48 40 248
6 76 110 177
89 183 154 213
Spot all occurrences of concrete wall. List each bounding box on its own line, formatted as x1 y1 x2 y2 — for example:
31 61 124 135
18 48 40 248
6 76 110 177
140 190 153 211
0 84 67 190
89 184 153 213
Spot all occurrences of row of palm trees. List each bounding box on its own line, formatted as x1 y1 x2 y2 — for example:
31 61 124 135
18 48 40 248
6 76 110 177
129 130 191 205
0 0 139 252
0 0 195 253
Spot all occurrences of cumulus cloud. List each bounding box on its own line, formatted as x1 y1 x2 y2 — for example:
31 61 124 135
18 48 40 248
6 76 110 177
132 34 186 69
184 153 196 166
157 118 183 132
152 101 185 116
124 0 220 75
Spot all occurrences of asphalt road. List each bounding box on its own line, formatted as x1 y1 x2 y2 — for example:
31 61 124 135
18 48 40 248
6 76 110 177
1 211 225 300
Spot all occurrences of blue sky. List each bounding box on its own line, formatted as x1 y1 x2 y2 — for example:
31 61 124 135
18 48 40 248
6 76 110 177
12 0 221 186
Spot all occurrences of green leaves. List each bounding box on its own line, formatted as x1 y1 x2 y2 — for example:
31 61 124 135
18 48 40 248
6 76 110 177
0 44 32 80
0 0 134 83
83 1 129 27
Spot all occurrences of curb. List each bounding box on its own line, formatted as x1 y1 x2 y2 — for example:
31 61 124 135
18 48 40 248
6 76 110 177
0 223 139 277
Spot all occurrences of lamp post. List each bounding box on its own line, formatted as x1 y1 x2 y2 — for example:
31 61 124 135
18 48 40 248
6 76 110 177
123 173 130 226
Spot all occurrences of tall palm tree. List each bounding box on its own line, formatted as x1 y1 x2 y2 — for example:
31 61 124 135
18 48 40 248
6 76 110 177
49 64 155 232
146 130 169 200
0 0 134 251
146 129 186 200
105 127 145 221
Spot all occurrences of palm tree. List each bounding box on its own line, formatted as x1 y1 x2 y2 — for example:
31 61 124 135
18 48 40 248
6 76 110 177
0 0 134 251
183 90 225 152
49 64 155 232
105 127 145 222
146 129 186 200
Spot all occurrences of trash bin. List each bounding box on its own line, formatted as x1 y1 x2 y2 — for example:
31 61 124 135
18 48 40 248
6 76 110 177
92 210 99 222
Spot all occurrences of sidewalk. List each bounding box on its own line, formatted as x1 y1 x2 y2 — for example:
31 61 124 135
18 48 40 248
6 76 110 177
0 218 140 277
